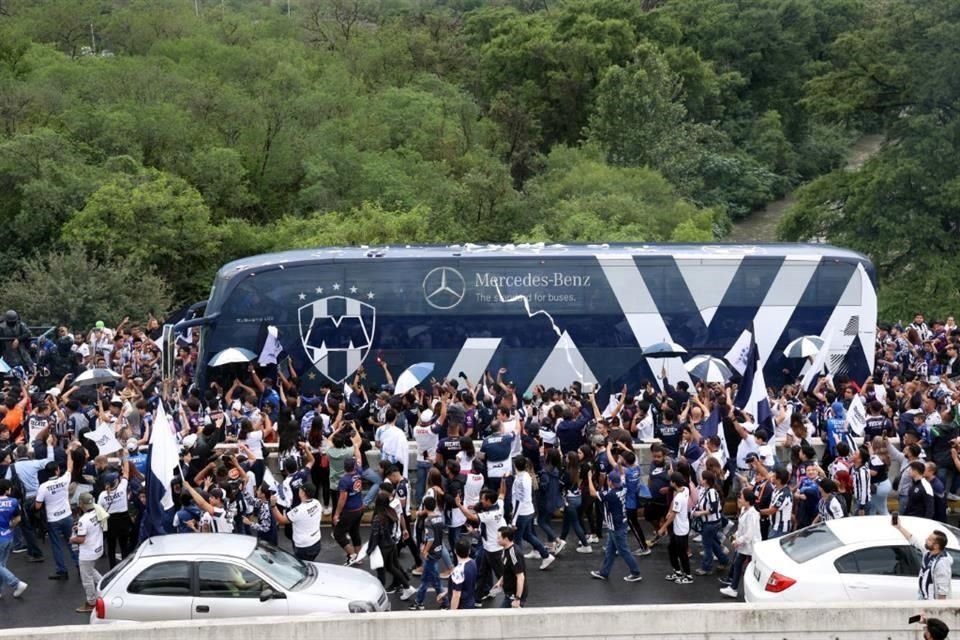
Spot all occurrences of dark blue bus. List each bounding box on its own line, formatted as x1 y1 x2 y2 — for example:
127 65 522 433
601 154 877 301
184 244 876 394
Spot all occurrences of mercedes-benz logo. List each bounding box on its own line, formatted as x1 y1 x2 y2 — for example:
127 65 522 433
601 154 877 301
422 266 466 310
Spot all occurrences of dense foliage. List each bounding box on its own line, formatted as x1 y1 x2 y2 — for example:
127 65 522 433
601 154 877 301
0 0 913 321
778 0 960 321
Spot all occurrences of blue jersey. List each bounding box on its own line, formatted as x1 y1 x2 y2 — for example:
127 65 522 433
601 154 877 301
600 487 627 531
338 473 363 511
0 496 19 542
623 464 641 510
450 557 478 609
480 433 514 477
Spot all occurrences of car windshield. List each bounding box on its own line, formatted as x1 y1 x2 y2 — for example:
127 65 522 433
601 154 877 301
246 541 309 590
780 523 843 563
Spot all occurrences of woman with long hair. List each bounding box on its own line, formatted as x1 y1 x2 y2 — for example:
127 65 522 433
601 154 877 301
692 470 729 575
237 417 266 485
307 416 331 513
868 436 892 515
536 448 564 554
368 490 415 599
559 450 590 552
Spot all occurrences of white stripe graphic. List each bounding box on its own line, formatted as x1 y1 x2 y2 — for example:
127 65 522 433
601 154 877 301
446 338 502 384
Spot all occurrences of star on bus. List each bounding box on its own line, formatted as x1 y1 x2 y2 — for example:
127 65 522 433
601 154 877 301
332 283 341 291
297 292 306 301
349 285 358 294
366 292 375 300
315 286 323 294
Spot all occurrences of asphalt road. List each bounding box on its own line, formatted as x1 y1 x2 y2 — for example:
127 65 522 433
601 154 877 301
2 527 727 628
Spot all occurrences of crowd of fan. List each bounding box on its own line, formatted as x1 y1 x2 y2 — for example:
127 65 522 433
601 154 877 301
0 311 959 612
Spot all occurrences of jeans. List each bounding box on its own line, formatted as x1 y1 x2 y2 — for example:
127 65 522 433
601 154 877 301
361 468 382 507
536 508 558 544
415 460 433 506
514 513 548 559
79 559 102 604
447 525 463 551
869 479 892 516
0 539 20 588
937 466 956 500
48 516 77 575
414 557 441 605
598 527 641 578
560 501 587 546
728 552 751 591
13 501 43 558
700 520 730 572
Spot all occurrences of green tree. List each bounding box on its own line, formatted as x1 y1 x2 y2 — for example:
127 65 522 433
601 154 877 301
62 168 220 300
4 246 172 329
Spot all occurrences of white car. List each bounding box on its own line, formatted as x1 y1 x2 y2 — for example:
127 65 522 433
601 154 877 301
91 534 388 623
744 516 960 602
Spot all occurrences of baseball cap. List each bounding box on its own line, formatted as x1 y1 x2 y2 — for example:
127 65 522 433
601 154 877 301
126 437 139 452
95 320 105 330
46 387 61 398
419 409 434 424
78 492 96 510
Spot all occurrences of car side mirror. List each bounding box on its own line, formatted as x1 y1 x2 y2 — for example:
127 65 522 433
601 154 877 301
260 587 285 602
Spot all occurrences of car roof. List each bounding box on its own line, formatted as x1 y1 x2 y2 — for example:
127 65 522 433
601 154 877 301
826 516 960 548
137 533 257 559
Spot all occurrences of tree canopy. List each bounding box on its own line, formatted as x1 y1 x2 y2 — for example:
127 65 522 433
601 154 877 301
0 0 937 323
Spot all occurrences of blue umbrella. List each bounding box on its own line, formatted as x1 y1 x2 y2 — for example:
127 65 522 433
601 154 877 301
394 362 435 396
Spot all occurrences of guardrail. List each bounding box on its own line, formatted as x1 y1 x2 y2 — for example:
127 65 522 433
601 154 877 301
1 601 954 639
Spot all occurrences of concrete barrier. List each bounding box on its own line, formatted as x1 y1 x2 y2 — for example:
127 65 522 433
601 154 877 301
3 601 956 639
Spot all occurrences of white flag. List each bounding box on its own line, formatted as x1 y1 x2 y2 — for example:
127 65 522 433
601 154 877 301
602 394 621 419
84 422 122 456
725 329 753 376
845 393 867 436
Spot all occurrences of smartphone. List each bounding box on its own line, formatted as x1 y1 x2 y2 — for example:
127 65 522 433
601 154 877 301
891 511 899 526
908 615 921 624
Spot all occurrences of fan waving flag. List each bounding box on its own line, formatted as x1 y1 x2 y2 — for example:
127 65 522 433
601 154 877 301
143 401 179 538
83 423 122 456
733 324 774 437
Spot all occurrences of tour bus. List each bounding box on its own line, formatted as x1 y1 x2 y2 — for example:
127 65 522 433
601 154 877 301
179 244 877 395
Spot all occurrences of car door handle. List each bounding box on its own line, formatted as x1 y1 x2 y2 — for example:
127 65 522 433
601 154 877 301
848 582 869 589
196 605 210 613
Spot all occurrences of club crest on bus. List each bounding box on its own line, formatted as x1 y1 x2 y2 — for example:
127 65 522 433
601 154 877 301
298 295 376 383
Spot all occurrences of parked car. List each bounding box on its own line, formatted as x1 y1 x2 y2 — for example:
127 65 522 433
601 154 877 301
744 515 960 602
91 534 388 623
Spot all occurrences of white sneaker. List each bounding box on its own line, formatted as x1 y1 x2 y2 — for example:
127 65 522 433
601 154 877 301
634 547 652 557
586 534 599 543
692 534 702 543
576 545 593 554
13 582 28 598
539 554 556 570
553 539 567 555
719 586 738 599
399 586 416 601
488 585 503 598
322 505 333 515
524 550 540 560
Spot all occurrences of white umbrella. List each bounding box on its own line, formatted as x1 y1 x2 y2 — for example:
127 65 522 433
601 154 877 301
641 341 688 358
207 347 258 367
394 362 434 396
74 368 122 387
684 356 733 384
783 336 824 359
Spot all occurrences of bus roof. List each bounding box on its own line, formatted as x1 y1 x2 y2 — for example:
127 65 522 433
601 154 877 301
215 242 870 283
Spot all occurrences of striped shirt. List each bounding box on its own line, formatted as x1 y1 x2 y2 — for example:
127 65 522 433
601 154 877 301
696 487 723 522
818 494 845 521
851 465 871 512
769 487 793 535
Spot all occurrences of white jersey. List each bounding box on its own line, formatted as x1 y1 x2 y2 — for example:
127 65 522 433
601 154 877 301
98 478 129 514
671 487 690 536
75 510 104 562
201 507 233 533
36 474 71 523
287 499 323 548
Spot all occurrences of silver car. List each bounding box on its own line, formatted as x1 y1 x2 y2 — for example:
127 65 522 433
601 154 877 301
90 534 389 624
